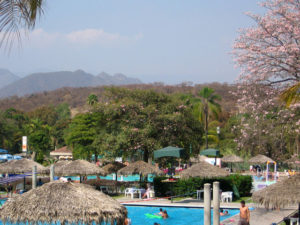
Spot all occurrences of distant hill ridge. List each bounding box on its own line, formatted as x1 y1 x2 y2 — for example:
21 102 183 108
0 68 19 89
0 69 142 98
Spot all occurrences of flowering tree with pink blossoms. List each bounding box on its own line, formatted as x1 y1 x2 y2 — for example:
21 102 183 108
233 0 300 87
232 83 299 159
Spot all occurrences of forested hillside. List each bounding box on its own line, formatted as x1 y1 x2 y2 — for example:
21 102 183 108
0 82 237 114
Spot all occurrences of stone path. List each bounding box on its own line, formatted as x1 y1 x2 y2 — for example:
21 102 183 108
221 207 296 225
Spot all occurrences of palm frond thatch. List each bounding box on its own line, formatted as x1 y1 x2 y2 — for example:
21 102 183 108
0 158 48 174
118 161 163 176
55 160 106 176
222 155 244 163
0 0 44 49
252 174 300 209
180 161 229 178
102 162 125 174
0 181 127 225
248 154 274 164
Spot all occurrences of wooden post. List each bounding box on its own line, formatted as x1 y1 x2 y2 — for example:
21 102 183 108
50 164 55 182
32 165 37 189
213 182 220 225
204 183 211 225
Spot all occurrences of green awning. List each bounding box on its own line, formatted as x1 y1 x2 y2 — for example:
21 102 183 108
154 146 185 159
200 148 220 157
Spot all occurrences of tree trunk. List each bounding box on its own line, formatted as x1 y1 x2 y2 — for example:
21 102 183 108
31 151 36 161
143 149 149 162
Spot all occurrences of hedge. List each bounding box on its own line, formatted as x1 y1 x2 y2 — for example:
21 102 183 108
153 174 252 199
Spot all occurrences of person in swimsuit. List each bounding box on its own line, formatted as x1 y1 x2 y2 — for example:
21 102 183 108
238 200 250 225
162 210 169 219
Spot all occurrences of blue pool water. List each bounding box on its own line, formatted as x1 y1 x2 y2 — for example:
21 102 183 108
0 199 239 225
126 205 240 225
65 174 155 182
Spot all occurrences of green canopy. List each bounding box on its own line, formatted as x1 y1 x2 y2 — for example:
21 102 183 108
200 148 220 157
154 146 185 159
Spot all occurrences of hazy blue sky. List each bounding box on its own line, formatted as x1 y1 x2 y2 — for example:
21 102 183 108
0 0 263 84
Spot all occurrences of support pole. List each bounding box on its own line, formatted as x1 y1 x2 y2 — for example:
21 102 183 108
50 164 55 182
213 182 220 225
204 183 211 225
32 165 37 189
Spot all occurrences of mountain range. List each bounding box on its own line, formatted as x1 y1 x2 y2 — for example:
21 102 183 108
0 69 142 98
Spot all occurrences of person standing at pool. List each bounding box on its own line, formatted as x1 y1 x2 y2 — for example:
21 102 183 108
238 200 250 225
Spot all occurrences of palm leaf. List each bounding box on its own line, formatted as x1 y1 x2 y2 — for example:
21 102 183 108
0 0 44 49
280 82 300 107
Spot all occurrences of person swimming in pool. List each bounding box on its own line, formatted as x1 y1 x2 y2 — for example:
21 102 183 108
154 223 161 225
156 208 163 216
162 210 169 219
220 209 229 216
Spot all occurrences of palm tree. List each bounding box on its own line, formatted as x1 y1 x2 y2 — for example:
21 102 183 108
197 87 221 149
280 82 300 107
87 94 98 106
0 0 44 48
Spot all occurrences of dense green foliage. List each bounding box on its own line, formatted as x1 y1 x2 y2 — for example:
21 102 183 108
153 175 252 199
0 85 298 163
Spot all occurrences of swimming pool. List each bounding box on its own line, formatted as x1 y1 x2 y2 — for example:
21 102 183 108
0 199 239 225
126 205 240 225
65 174 155 182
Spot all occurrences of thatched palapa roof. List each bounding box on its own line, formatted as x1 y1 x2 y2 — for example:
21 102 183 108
252 174 300 209
0 158 48 174
102 162 125 174
118 160 163 176
0 181 127 225
222 155 244 163
284 155 300 165
180 161 229 178
55 159 106 176
248 154 275 164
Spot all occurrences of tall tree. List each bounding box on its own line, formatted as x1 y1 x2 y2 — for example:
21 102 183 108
197 87 221 149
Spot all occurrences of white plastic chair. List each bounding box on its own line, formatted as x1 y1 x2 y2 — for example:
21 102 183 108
221 192 233 202
124 188 138 199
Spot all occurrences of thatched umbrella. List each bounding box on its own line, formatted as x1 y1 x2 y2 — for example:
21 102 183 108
0 181 127 225
55 159 106 176
222 155 244 172
248 154 274 164
118 160 163 183
222 155 244 163
180 161 229 179
103 162 126 181
252 174 300 215
284 156 300 168
0 158 48 174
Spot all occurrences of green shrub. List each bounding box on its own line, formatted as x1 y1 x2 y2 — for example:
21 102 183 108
153 175 252 199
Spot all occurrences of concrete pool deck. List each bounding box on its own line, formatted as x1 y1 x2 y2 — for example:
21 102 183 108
117 197 298 225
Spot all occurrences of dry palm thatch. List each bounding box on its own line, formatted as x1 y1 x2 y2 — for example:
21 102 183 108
179 161 229 178
222 155 244 163
0 158 48 174
118 160 163 176
252 174 300 209
102 162 126 174
55 159 106 176
0 181 127 225
248 154 274 164
284 156 300 165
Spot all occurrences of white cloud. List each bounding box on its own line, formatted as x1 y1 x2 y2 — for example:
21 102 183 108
66 29 121 44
